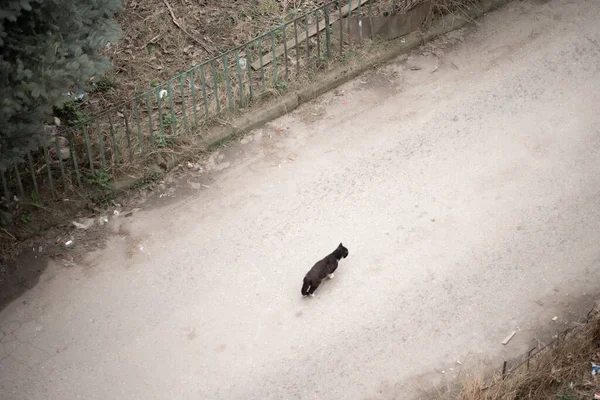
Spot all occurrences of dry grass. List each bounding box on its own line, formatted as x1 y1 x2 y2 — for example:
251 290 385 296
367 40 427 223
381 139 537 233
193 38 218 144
441 307 600 400
90 0 425 109
97 0 333 108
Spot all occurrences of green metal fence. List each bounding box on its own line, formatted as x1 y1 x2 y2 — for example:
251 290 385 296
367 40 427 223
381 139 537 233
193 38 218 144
1 0 420 204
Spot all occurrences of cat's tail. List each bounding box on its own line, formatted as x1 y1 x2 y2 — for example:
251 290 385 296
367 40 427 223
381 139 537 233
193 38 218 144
301 277 311 297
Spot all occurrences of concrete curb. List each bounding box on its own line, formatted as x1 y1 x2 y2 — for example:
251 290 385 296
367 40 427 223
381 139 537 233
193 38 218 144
204 92 300 147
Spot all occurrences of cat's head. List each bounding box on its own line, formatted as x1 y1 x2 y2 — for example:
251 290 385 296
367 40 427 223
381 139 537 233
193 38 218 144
337 243 349 259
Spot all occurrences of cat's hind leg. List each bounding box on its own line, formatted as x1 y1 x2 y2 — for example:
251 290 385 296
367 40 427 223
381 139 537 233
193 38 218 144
307 280 321 297
301 278 311 297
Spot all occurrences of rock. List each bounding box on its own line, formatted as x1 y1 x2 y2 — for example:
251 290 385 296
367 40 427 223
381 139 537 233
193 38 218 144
214 162 230 172
44 125 57 136
49 135 70 160
54 117 61 126
253 130 263 141
58 146 71 160
72 218 94 230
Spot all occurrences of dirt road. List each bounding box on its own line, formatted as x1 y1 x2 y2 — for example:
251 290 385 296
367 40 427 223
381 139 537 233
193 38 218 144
2 0 600 398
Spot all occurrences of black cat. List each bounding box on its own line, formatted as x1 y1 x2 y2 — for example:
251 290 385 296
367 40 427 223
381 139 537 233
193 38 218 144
301 243 349 297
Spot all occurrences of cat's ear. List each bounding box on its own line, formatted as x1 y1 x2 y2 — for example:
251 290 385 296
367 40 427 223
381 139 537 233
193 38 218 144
339 242 343 247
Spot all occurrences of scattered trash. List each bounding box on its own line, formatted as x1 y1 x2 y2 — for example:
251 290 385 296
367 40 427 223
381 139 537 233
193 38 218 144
239 58 247 70
456 361 462 365
113 210 120 216
441 370 446 374
594 391 600 399
592 362 600 376
202 184 210 189
67 91 85 101
502 330 517 345
409 66 422 71
72 218 94 230
97 216 109 226
288 154 297 161
38 246 42 253
64 239 74 248
552 316 558 321
430 218 436 222
187 161 194 169
139 245 144 251
54 116 61 126
159 89 168 99
400 38 406 43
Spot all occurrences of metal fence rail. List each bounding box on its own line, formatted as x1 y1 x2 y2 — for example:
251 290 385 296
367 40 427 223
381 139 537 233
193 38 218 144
1 0 421 204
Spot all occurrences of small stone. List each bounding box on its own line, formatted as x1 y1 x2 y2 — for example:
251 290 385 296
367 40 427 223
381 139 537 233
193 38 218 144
54 117 61 126
72 218 94 230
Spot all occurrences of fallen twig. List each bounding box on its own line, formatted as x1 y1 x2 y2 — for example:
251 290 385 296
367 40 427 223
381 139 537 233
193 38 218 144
161 0 214 57
1 228 16 241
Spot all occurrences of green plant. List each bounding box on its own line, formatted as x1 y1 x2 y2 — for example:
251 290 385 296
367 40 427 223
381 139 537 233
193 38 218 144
91 74 117 94
556 392 578 400
53 100 92 126
154 135 167 148
30 190 40 204
287 8 302 19
253 0 278 16
214 71 225 84
87 169 113 190
19 211 32 224
0 0 121 172
163 114 177 126
87 169 114 205
275 80 289 93
132 171 162 190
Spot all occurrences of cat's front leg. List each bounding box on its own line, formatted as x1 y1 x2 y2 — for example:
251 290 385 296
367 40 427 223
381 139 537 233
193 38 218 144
328 273 335 279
